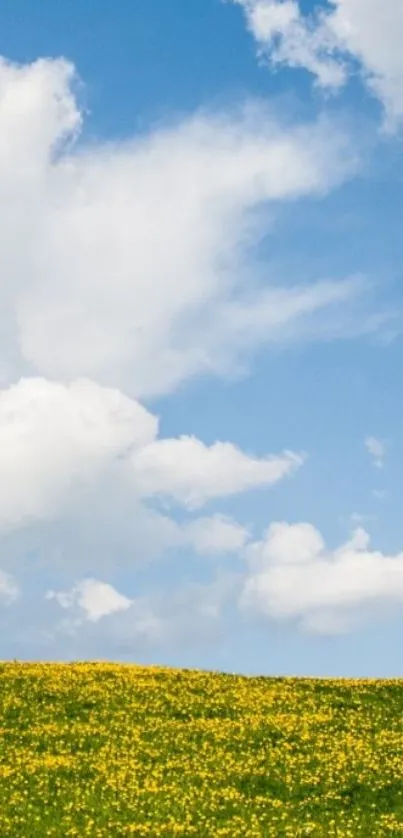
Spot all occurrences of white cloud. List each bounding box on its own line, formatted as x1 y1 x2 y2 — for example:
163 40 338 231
130 436 303 509
240 521 403 632
0 52 395 656
183 514 250 554
235 0 347 88
0 376 156 530
46 578 132 624
365 435 387 468
234 0 403 127
0 376 302 532
0 55 372 399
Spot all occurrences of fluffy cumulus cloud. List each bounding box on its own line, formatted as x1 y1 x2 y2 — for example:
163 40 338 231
38 515 403 648
0 376 302 533
0 51 395 654
0 54 373 399
240 523 403 633
233 0 403 126
130 437 302 509
0 377 156 531
46 578 132 624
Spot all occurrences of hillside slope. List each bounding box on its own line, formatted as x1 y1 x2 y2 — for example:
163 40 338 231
0 662 402 836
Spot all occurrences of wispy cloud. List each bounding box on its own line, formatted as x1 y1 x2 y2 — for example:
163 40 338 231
232 0 403 129
0 56 378 399
365 435 387 468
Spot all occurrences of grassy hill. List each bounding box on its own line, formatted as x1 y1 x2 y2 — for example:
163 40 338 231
0 662 402 836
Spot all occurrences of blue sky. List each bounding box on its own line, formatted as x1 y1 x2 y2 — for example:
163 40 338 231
0 0 403 676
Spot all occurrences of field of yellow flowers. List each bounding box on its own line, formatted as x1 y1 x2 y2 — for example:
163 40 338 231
0 662 402 837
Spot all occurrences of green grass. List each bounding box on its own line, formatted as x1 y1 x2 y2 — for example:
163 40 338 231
0 662 402 836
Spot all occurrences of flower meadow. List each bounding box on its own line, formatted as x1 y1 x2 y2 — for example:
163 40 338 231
0 663 402 836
